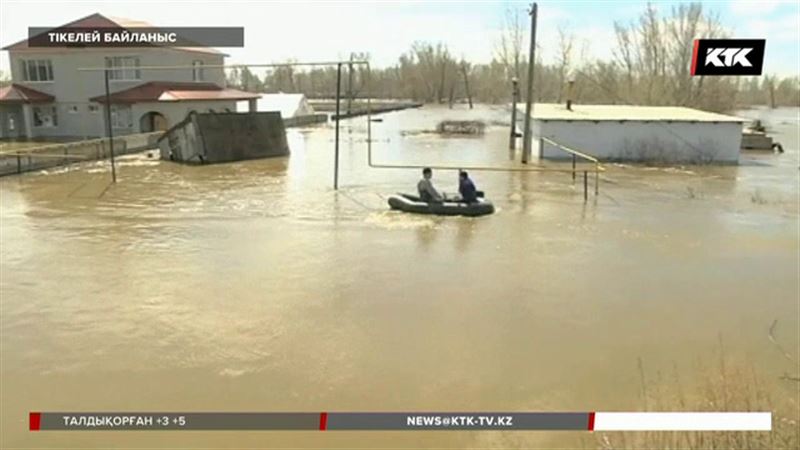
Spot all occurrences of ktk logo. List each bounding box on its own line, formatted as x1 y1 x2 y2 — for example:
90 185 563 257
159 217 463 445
691 39 765 76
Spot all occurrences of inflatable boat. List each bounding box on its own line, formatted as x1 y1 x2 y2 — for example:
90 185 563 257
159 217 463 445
387 193 495 217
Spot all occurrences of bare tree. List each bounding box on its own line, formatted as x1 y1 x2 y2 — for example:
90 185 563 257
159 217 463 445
495 6 525 80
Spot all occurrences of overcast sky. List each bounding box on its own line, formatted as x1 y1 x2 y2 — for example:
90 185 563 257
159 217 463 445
1 0 798 76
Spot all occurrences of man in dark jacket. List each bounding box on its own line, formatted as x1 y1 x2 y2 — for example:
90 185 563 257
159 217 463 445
458 170 478 203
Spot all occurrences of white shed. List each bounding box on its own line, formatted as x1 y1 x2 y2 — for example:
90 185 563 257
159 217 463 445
236 93 315 118
528 104 745 164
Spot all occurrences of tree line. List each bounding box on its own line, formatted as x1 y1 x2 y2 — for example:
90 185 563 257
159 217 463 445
225 2 798 113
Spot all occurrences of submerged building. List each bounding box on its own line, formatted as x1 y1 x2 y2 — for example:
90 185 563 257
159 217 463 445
529 103 745 164
157 111 289 164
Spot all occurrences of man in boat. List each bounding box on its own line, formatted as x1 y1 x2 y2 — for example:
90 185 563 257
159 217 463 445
458 170 478 203
418 167 444 203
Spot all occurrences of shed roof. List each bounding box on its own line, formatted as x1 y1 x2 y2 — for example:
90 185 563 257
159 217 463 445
247 93 311 117
527 103 745 123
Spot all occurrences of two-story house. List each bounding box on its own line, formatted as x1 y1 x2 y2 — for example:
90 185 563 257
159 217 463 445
0 13 259 140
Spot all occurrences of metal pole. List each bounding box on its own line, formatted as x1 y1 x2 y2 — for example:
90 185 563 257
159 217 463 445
16 154 21 174
521 2 537 164
509 77 518 151
334 62 342 190
103 69 117 183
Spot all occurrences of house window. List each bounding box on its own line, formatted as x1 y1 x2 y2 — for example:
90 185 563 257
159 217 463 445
88 104 99 113
20 59 54 82
67 105 79 114
105 56 141 81
32 105 58 127
192 60 204 81
110 104 133 128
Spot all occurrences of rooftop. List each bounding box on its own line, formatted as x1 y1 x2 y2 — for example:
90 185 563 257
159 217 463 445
89 81 260 104
0 84 56 104
526 103 745 123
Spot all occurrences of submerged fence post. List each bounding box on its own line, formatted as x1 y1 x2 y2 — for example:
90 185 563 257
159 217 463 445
595 164 599 196
583 170 588 202
572 154 576 181
334 62 342 190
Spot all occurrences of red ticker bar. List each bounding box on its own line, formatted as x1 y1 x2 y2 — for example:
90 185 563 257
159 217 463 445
29 412 771 431
29 412 41 431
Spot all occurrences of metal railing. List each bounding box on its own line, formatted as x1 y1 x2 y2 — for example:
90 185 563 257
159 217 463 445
539 136 604 201
365 110 605 201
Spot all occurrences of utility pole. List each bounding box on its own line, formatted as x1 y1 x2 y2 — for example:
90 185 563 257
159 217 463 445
334 63 342 190
509 77 519 151
521 2 537 164
346 53 354 115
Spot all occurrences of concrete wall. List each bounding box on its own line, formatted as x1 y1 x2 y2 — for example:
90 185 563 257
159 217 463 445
159 112 289 164
535 120 743 164
8 48 224 138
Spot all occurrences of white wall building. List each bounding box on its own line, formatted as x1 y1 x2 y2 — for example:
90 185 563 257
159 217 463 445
236 93 315 118
529 104 745 164
0 13 259 139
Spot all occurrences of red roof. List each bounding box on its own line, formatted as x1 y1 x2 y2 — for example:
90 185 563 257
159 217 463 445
0 84 55 104
2 13 224 55
89 81 260 104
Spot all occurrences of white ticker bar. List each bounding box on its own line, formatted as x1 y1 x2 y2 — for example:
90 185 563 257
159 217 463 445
594 412 771 431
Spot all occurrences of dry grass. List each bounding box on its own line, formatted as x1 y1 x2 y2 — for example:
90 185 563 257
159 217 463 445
595 349 798 449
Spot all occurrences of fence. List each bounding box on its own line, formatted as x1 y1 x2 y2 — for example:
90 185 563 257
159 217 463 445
0 131 162 177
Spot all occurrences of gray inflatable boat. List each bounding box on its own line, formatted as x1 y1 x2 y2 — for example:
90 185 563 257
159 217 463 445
387 193 495 217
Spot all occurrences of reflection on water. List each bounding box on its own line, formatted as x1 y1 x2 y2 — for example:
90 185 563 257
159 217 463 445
1 105 798 448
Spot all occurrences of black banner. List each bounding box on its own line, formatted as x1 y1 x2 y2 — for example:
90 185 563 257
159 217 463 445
28 27 244 48
691 39 765 76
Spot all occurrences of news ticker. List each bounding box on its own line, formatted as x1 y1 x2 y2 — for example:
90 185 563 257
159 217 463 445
30 412 771 431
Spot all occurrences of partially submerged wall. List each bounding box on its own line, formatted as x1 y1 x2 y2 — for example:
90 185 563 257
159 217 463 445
536 120 743 164
158 111 290 164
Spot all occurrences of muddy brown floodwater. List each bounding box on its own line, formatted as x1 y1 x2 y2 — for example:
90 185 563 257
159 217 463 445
1 105 798 449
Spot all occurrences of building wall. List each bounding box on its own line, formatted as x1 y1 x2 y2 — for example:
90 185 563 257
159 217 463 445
128 100 237 135
535 120 743 164
0 105 26 139
8 47 225 138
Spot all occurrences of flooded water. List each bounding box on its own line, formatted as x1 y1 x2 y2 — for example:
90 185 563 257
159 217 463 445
1 105 798 448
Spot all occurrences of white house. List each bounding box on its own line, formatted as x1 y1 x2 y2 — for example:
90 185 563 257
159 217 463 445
0 13 259 139
528 103 745 164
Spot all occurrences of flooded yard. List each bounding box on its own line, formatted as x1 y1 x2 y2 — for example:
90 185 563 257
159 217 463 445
1 105 798 448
